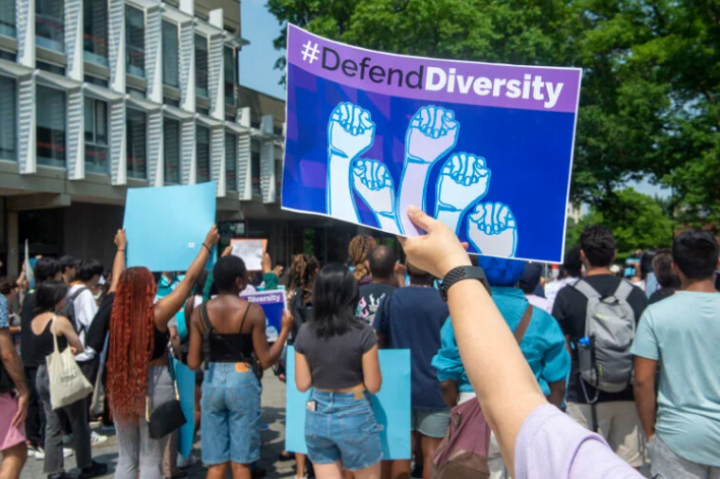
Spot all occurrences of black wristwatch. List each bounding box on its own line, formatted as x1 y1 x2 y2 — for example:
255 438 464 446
439 266 489 302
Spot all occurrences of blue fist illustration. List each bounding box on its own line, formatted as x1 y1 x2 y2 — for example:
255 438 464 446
329 102 375 160
468 202 518 257
437 153 491 213
353 158 397 227
406 106 459 164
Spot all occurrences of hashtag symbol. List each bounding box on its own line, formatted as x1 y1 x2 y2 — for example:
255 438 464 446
301 41 320 64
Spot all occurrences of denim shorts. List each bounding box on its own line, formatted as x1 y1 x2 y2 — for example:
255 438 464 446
201 363 261 465
412 408 450 438
305 389 383 471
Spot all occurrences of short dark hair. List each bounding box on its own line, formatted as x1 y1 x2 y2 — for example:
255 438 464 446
213 256 247 292
369 246 397 279
59 255 79 273
519 263 543 295
672 229 719 280
563 245 582 278
407 262 433 285
652 249 679 289
35 280 68 313
311 264 361 338
0 277 18 295
34 257 61 283
579 225 616 267
76 259 103 282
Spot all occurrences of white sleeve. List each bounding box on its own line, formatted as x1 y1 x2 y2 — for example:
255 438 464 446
77 289 99 330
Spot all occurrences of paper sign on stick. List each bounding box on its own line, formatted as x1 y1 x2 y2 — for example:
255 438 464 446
240 289 286 342
231 239 267 271
281 25 582 263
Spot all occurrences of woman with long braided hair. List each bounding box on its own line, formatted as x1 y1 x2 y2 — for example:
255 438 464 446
107 225 219 479
348 235 377 285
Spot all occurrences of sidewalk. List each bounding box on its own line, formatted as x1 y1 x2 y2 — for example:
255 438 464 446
20 373 296 479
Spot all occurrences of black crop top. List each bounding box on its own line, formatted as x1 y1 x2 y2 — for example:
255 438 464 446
201 302 254 363
152 328 169 360
30 319 68 364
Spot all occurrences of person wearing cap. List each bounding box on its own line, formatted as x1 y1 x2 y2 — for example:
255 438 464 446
519 263 552 314
59 257 80 286
432 257 570 479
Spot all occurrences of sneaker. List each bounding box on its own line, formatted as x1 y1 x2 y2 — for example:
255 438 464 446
34 447 45 460
78 461 108 479
27 444 38 458
90 431 108 444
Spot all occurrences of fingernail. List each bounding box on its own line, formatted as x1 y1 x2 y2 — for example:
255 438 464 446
408 205 420 215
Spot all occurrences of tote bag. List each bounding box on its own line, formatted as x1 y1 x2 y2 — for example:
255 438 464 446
46 316 93 410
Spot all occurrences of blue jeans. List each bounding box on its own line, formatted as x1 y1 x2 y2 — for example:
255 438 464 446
305 389 383 471
201 363 261 465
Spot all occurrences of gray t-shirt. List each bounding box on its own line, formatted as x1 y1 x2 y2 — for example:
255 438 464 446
294 321 377 390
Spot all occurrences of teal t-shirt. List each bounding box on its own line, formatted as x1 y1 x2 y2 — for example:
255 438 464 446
631 291 720 467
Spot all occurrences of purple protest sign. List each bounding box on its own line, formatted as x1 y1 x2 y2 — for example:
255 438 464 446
241 290 287 342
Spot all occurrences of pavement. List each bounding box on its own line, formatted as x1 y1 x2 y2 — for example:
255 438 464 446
21 373 297 479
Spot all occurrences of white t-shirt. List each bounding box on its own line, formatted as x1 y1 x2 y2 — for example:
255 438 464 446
544 277 576 313
68 284 99 362
525 294 552 314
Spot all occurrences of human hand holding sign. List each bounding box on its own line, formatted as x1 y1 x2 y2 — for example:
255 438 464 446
353 158 400 234
468 202 518 257
327 102 376 222
436 153 491 233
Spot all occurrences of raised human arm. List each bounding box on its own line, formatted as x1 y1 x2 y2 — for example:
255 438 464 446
251 306 293 370
154 225 220 332
398 206 546 477
633 356 658 440
109 229 127 294
362 344 382 394
295 350 313 393
55 316 85 353
0 327 28 427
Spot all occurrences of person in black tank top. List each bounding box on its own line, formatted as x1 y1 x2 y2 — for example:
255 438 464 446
187 256 293 479
105 227 219 479
31 280 107 479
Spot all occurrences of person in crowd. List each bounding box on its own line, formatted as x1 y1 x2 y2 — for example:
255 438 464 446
20 258 64 460
59 257 79 286
356 246 398 325
519 263 552 314
632 230 720 477
544 245 582 312
552 225 648 468
31 280 107 479
348 235 377 285
1 277 22 336
399 205 642 479
0 279 29 479
186 256 292 479
294 264 382 479
373 262 448 479
647 249 680 304
67 260 107 445
433 257 570 478
632 251 656 293
106 226 219 479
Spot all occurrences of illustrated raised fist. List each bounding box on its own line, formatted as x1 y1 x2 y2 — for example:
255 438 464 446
329 102 376 160
406 106 459 164
468 202 518 258
353 159 395 217
437 153 491 213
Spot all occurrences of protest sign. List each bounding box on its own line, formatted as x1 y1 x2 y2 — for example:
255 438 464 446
241 289 286 342
285 347 411 459
173 359 196 458
281 25 582 263
123 182 217 272
230 239 267 271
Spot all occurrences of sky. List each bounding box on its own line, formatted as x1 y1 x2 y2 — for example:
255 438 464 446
239 0 286 100
238 1 670 201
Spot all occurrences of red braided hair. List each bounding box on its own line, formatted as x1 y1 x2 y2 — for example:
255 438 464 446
107 267 156 421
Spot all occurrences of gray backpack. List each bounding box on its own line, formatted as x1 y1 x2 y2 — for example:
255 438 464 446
573 279 636 396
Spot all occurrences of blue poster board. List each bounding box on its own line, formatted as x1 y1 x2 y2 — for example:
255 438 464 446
123 182 217 272
241 290 287 342
282 25 582 263
285 347 411 460
172 359 196 458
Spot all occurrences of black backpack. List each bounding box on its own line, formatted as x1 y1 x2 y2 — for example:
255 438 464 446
60 287 90 335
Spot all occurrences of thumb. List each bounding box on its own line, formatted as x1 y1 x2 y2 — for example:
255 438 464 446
407 205 435 233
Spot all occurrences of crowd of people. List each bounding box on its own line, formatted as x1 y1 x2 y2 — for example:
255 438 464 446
1 206 719 479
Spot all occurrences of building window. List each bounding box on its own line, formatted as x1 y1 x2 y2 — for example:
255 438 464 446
127 87 145 99
196 125 210 183
0 76 15 161
83 0 108 66
36 86 66 167
84 97 108 174
0 50 14 61
37 61 65 75
162 21 179 88
195 35 208 97
164 118 180 185
224 46 235 105
251 139 260 196
125 6 144 78
163 97 180 107
36 0 64 52
126 108 147 179
0 0 15 38
84 75 108 87
197 106 209 116
225 133 237 191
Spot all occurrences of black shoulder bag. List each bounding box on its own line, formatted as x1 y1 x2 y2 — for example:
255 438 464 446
147 346 187 439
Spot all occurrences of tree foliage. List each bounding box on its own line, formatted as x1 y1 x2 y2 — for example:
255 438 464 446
267 0 720 230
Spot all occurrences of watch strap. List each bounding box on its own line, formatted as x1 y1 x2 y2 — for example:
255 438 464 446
440 266 489 301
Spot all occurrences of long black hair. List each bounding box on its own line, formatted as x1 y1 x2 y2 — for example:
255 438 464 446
310 263 361 338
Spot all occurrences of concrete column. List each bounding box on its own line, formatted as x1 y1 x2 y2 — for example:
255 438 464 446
7 211 19 277
146 7 163 103
16 0 35 68
208 9 224 121
65 0 84 81
108 0 126 94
